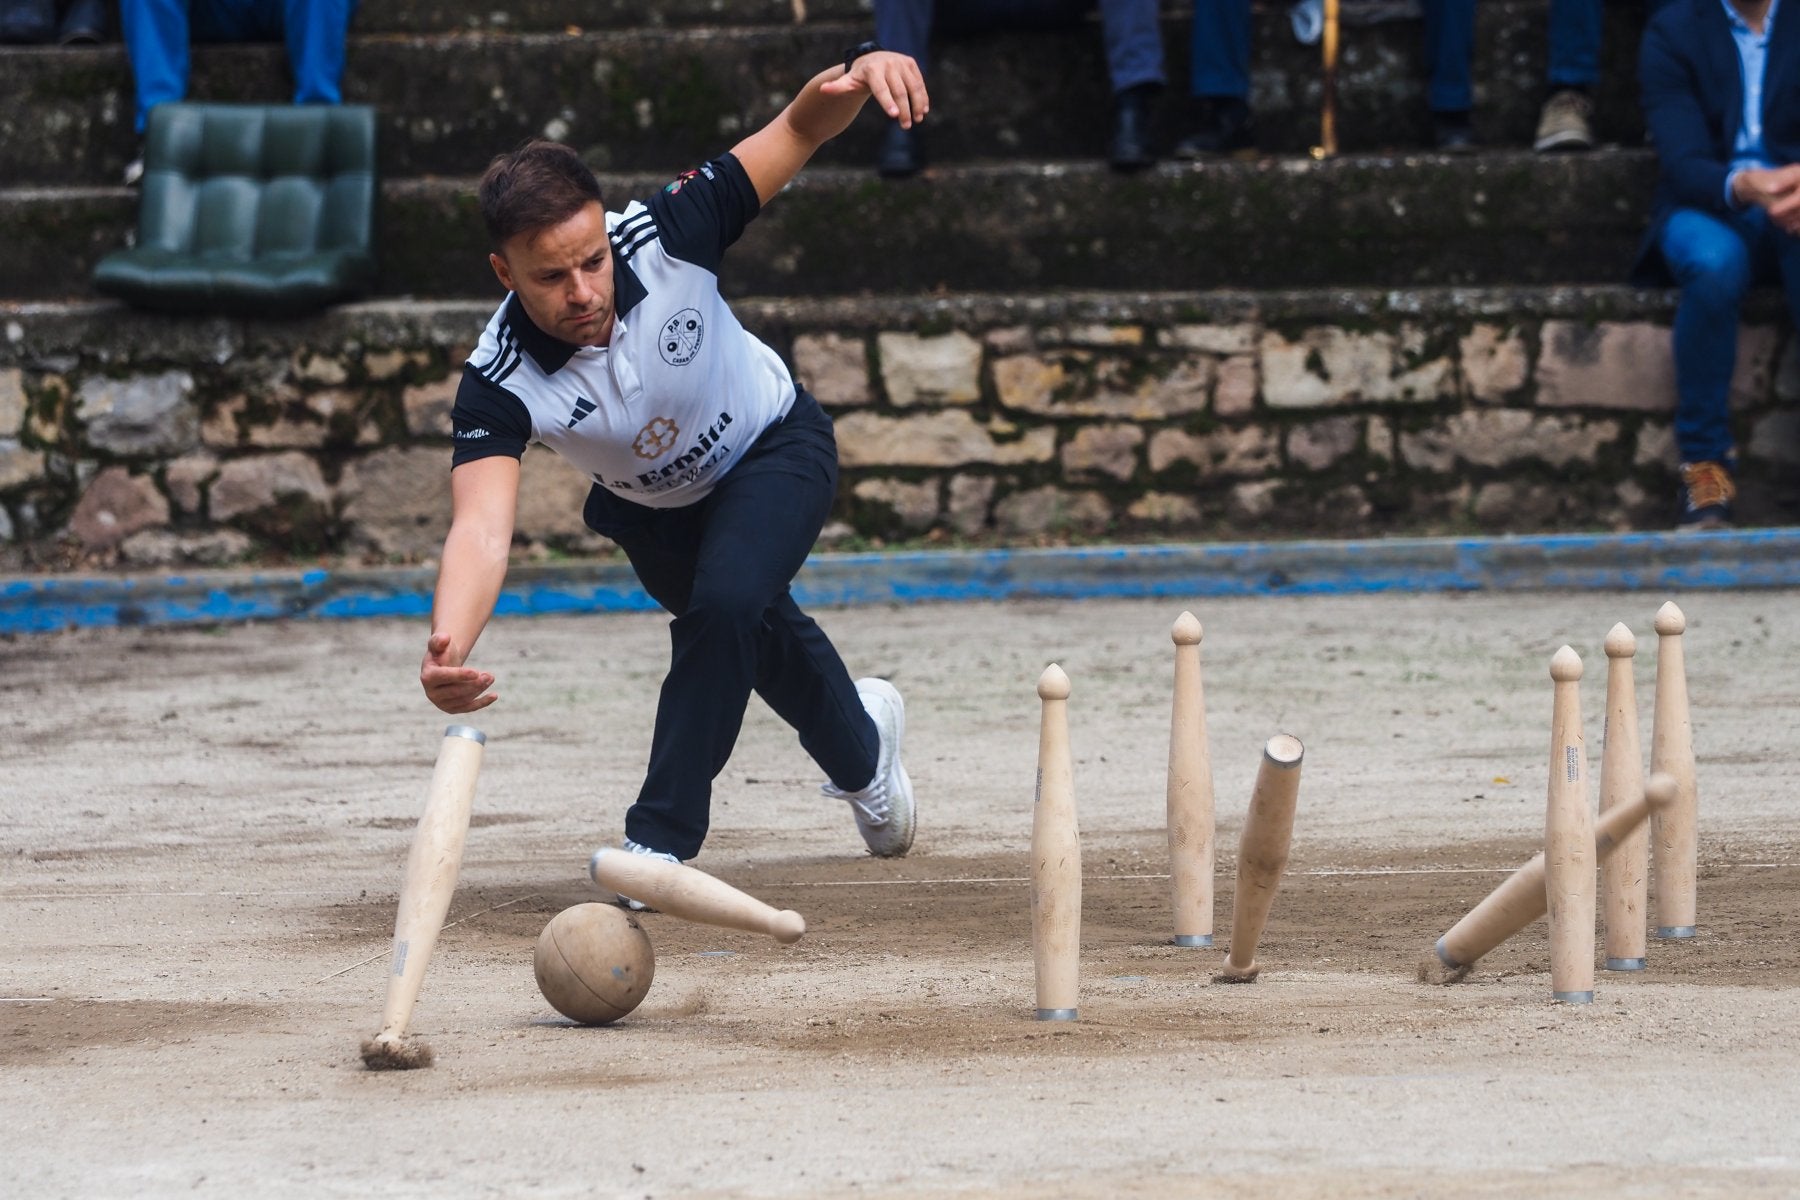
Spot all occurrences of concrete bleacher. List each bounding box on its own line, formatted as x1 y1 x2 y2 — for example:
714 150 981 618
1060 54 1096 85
0 1 1796 566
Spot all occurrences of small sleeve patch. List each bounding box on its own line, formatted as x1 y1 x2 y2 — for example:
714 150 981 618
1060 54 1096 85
451 364 533 466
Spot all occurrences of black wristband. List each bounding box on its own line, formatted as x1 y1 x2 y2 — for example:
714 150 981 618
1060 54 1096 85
843 40 881 75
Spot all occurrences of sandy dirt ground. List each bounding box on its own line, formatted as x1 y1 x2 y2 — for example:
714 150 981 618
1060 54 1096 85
3 589 1798 1198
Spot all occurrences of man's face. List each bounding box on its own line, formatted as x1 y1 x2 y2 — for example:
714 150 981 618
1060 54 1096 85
490 201 615 347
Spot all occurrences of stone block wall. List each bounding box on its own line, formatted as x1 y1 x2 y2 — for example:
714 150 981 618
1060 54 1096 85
2 290 1796 573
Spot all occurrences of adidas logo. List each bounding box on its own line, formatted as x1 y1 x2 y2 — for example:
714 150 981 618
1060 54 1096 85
566 396 598 428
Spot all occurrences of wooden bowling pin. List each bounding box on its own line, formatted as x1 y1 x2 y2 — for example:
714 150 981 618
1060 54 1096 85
1424 774 1675 982
1650 601 1698 939
1215 734 1304 984
1599 623 1649 971
1425 773 1677 978
1167 611 1215 948
1546 646 1596 1004
1032 664 1080 1021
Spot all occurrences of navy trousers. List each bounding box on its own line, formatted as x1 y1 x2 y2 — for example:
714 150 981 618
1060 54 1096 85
1188 0 1602 111
582 390 879 861
875 0 1166 94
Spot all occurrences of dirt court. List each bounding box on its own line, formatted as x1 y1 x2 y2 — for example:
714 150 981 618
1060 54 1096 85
3 588 1798 1198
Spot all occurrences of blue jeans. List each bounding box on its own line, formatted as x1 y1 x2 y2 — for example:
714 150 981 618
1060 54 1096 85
875 0 1166 93
1658 206 1800 464
582 391 879 860
119 0 360 132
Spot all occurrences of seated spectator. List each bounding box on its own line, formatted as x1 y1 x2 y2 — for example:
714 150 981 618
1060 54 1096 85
0 0 105 43
118 0 359 183
1634 0 1799 530
1178 0 1610 157
872 0 1166 175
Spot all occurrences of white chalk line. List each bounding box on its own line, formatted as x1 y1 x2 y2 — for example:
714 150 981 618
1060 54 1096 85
313 892 543 984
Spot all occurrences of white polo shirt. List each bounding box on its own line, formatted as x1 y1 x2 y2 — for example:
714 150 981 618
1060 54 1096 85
449 154 797 508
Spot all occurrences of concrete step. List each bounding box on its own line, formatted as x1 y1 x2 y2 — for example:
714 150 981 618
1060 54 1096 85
1 2 1648 188
0 151 1655 301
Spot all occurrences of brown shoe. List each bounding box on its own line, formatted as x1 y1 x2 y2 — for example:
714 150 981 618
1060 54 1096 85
1676 460 1736 531
1534 89 1595 153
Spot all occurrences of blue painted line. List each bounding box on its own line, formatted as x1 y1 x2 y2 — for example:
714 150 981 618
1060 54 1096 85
3 528 1798 635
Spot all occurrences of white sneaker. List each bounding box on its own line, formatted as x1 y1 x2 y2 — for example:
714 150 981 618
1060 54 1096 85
590 838 680 911
822 677 916 858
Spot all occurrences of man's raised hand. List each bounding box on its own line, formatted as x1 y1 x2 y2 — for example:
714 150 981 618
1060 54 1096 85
821 50 929 129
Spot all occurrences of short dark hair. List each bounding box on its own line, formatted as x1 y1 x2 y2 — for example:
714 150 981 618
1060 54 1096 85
477 141 604 250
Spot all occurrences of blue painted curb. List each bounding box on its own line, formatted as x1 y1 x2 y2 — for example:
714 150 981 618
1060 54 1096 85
4 528 1797 635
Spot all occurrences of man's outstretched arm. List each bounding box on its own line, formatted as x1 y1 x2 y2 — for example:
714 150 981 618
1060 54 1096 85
420 455 520 714
731 49 929 205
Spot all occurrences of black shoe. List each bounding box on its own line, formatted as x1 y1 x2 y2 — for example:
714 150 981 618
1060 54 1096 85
57 0 107 43
876 124 920 179
1174 97 1255 159
1675 460 1736 531
1108 84 1156 172
1432 110 1477 154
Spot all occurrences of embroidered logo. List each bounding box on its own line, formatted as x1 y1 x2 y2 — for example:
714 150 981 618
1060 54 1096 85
664 169 699 195
632 416 681 459
660 308 704 366
566 396 597 429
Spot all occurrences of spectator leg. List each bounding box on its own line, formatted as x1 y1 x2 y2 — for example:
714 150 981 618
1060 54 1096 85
874 0 934 76
1545 0 1601 89
1421 0 1474 112
281 0 359 105
1658 208 1756 465
1189 0 1250 99
1100 0 1166 93
118 0 193 132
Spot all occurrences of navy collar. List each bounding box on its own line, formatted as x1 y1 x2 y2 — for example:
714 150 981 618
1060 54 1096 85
506 238 650 377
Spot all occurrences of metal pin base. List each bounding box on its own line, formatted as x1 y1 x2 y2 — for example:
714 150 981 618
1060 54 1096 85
1172 934 1213 948
1034 1008 1078 1021
1552 990 1595 1004
1604 957 1647 972
1656 926 1697 939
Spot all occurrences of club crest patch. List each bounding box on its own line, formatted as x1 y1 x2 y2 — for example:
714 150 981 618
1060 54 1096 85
660 308 704 366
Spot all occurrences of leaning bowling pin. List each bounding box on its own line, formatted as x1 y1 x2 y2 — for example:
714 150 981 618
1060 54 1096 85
1167 612 1215 948
1599 624 1649 971
1424 774 1674 983
1215 734 1304 983
1651 601 1698 939
1031 664 1080 1021
1546 646 1596 1005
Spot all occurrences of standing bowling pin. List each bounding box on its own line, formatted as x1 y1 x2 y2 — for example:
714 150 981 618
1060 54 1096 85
1167 612 1215 948
1032 664 1080 1021
1651 601 1698 939
1546 646 1596 1004
1599 624 1649 971
1214 734 1304 983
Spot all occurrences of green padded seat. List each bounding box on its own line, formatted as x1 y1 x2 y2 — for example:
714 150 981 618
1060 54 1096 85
94 103 378 318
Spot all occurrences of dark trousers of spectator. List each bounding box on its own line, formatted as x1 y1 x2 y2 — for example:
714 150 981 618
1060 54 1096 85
581 391 879 862
1189 0 1602 110
119 0 360 131
1658 206 1800 466
875 0 1166 94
